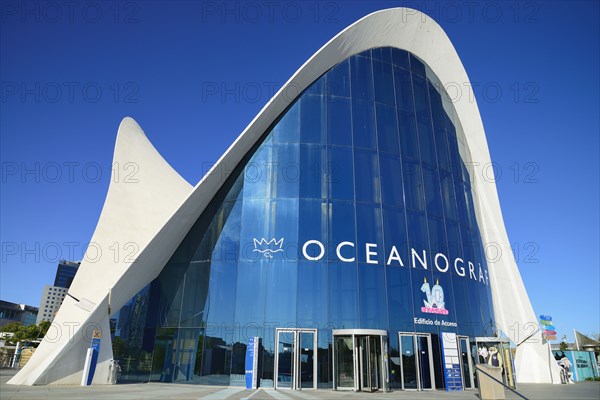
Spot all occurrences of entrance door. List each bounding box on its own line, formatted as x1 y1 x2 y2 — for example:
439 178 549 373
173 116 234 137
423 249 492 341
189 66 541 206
299 331 316 389
458 336 474 389
416 334 434 390
334 335 355 390
357 335 381 391
274 329 317 390
332 329 387 392
398 333 435 390
399 333 417 389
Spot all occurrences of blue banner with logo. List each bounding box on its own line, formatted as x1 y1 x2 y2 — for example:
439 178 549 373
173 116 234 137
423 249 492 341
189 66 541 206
440 332 463 391
245 336 259 389
85 330 102 385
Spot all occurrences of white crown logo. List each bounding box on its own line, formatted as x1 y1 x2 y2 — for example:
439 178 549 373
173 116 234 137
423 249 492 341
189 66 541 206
253 238 284 259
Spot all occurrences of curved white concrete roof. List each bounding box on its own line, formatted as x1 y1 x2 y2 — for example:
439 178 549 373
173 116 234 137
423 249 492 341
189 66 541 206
10 7 559 385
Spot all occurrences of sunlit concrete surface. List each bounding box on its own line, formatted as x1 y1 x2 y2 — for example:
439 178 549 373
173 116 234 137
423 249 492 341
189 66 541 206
2 370 599 400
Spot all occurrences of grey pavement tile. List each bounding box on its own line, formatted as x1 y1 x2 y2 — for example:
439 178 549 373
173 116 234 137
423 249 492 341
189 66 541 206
1 370 599 400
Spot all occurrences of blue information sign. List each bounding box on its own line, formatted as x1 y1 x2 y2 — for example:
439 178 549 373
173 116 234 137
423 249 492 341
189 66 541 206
245 337 259 389
86 330 102 385
441 332 463 391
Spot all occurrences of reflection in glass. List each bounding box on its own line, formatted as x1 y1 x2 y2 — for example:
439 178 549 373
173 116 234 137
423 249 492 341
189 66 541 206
300 332 315 388
112 47 496 389
459 337 473 389
418 335 433 389
277 332 295 389
327 98 352 146
400 335 417 389
335 336 354 388
352 100 377 149
360 336 370 390
368 336 381 390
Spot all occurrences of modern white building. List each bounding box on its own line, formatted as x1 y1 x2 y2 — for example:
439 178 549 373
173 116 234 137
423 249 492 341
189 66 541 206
9 8 561 390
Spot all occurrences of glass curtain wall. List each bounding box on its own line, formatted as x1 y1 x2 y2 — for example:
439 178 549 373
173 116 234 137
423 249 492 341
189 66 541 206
113 47 495 389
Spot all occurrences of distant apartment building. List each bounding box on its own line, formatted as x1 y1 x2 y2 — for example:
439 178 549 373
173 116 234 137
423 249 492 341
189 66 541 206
36 286 69 324
0 300 38 328
36 260 80 324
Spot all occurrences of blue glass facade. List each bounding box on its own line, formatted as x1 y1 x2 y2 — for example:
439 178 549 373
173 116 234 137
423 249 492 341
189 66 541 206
113 48 495 389
54 260 79 289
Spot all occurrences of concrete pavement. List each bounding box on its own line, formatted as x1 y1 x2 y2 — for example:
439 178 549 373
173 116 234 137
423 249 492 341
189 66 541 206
1 369 598 400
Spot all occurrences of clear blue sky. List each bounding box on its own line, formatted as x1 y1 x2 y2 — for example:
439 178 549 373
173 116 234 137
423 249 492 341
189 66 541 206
1 1 598 342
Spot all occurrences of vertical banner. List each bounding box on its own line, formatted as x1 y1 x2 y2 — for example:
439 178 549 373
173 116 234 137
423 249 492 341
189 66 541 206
384 341 389 385
82 329 102 386
245 336 259 389
440 332 463 391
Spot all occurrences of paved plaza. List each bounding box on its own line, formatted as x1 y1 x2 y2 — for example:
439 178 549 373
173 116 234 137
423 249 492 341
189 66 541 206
1 369 598 400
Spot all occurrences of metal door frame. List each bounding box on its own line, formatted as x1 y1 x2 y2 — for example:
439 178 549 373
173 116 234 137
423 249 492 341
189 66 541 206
398 332 417 391
332 329 387 392
458 335 475 389
367 335 380 391
274 328 317 390
332 334 355 391
473 337 514 388
357 336 369 391
356 335 379 391
398 332 435 391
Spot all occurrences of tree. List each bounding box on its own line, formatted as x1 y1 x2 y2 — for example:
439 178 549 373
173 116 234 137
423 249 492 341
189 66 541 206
559 341 569 351
1 322 23 334
36 321 51 337
1 321 51 345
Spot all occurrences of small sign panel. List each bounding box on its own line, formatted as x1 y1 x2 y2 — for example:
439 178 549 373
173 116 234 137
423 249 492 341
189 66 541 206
441 332 463 391
85 329 102 385
539 315 557 341
245 336 259 389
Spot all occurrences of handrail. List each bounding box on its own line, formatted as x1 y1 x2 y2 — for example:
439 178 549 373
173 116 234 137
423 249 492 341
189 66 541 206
516 327 541 347
476 366 529 400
